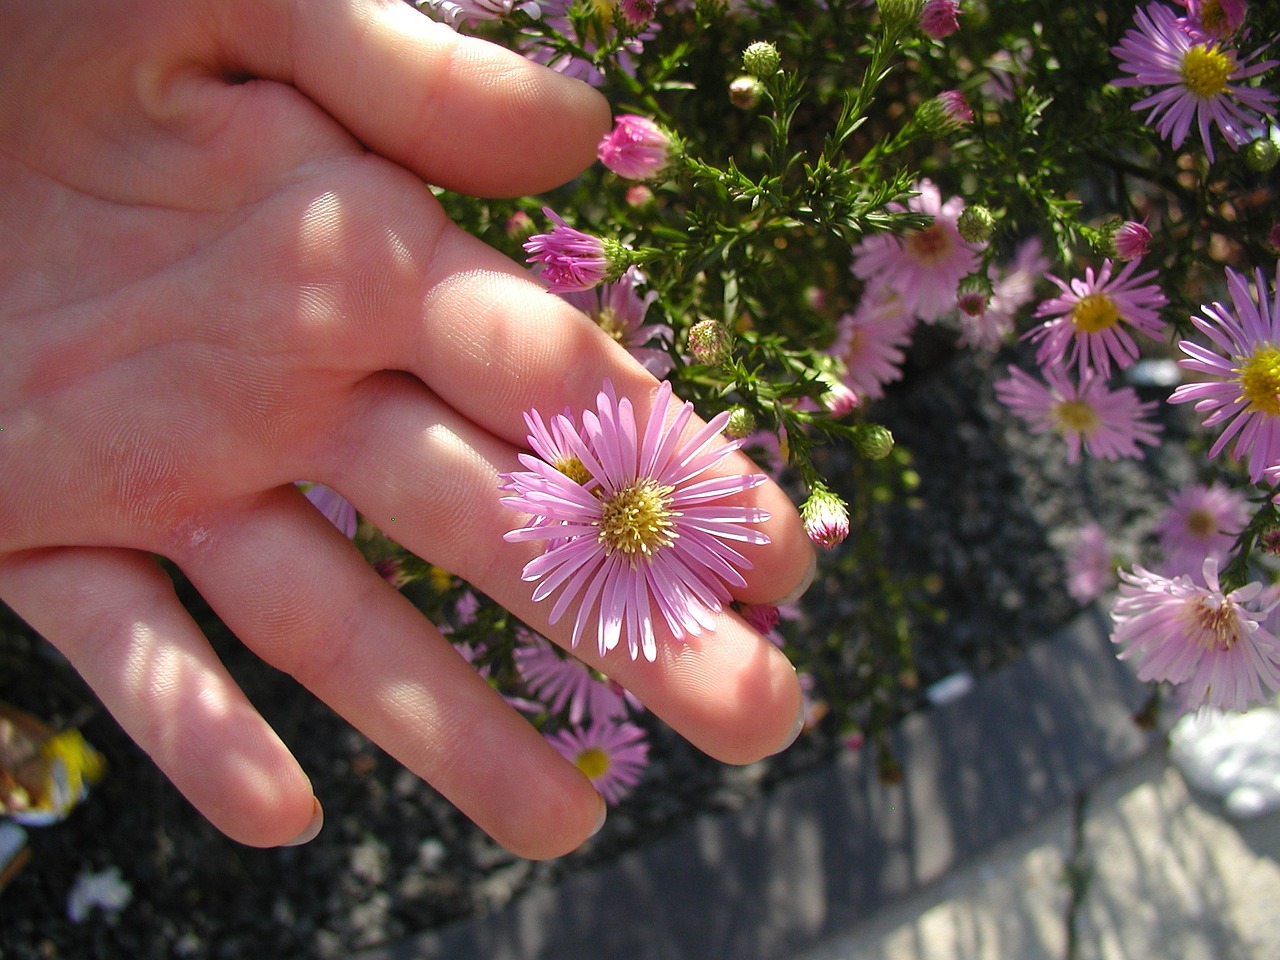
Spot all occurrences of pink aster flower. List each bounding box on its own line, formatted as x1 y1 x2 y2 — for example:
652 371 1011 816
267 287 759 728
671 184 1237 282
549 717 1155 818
520 0 656 86
1066 521 1115 604
524 207 630 294
1111 2 1278 163
1110 558 1280 712
1026 258 1168 378
598 115 672 180
417 0 541 28
919 0 961 39
557 267 674 377
852 179 985 323
546 718 649 805
514 630 631 725
994 364 1162 463
1155 482 1250 576
827 291 915 400
502 380 771 661
1170 264 1280 482
1175 0 1248 39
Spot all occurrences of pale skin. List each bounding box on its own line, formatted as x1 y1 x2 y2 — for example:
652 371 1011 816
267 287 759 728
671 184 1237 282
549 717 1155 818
0 0 815 858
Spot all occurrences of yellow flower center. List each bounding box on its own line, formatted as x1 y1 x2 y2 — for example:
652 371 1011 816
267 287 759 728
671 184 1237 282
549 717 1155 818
598 479 677 559
1052 399 1101 435
555 456 594 486
1071 293 1120 334
595 306 629 344
1236 345 1280 417
1182 596 1241 652
574 746 611 780
1181 44 1234 99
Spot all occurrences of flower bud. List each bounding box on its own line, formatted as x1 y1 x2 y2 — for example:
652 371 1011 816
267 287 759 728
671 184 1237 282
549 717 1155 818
729 75 765 109
1111 219 1153 260
742 41 781 79
687 319 734 366
877 0 923 35
597 114 674 181
1245 136 1280 173
914 89 973 136
955 273 993 318
800 487 850 549
375 554 433 589
725 405 757 438
955 204 996 244
853 423 895 460
919 0 961 39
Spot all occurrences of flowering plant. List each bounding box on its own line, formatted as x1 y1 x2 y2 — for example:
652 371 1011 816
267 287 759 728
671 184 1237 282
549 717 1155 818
327 0 1280 807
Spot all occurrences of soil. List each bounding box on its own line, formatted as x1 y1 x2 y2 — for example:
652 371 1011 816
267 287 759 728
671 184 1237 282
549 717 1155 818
0 333 1194 960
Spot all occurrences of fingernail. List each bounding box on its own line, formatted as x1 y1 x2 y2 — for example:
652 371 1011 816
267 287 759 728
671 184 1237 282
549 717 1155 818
777 547 818 606
771 703 807 757
282 797 324 847
589 800 607 838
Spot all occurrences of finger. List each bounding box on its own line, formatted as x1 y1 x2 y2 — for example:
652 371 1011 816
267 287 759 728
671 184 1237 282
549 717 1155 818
171 486 606 860
321 373 807 764
0 547 319 847
219 0 612 196
364 224 819 604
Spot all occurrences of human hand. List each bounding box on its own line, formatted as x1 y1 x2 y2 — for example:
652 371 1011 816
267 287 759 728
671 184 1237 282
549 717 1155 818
0 0 815 858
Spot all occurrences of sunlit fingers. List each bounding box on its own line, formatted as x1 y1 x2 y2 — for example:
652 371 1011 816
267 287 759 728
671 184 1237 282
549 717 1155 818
322 372 804 764
170 486 604 859
0 546 317 847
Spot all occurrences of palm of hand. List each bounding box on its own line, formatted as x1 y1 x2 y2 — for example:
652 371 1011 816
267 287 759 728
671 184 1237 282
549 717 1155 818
0 0 810 857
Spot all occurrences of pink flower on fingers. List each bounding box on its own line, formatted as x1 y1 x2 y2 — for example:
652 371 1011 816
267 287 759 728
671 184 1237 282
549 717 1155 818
502 380 771 662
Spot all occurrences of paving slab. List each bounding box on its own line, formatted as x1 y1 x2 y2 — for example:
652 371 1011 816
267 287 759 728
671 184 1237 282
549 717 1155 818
355 608 1157 960
1074 750 1280 960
